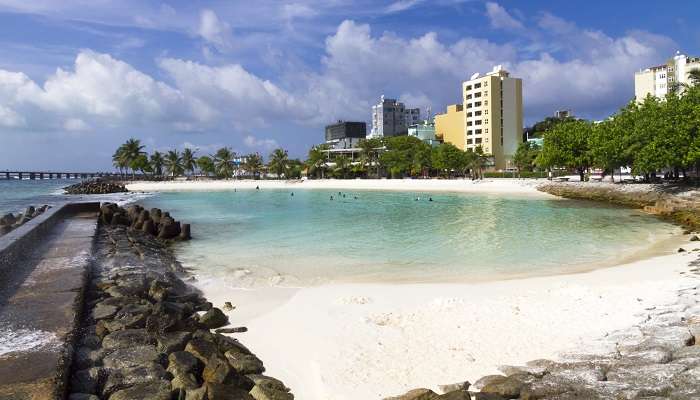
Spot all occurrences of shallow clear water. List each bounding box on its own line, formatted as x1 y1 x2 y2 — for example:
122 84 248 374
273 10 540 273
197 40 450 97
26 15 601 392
0 179 81 215
139 189 680 286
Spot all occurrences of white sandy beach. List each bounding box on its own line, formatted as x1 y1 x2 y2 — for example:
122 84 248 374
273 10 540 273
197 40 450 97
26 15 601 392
127 178 551 197
196 248 699 400
133 178 698 399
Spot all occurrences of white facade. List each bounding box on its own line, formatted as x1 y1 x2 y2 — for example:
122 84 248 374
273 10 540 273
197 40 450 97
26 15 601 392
635 52 700 101
369 96 421 138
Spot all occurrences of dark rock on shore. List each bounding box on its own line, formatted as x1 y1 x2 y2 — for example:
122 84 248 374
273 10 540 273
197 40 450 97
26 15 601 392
64 179 128 195
67 222 291 400
0 204 50 236
99 202 190 242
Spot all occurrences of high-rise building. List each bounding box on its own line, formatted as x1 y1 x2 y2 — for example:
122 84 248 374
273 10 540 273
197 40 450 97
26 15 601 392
462 66 523 170
635 52 700 102
436 66 523 170
369 96 420 138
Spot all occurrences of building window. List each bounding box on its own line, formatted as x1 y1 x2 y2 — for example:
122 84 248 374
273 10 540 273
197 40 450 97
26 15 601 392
484 81 488 87
475 138 482 144
467 139 473 144
467 121 473 126
475 111 482 116
466 112 472 117
484 118 488 124
466 85 472 90
466 103 472 109
484 90 488 96
475 92 481 98
485 128 488 133
474 83 481 88
467 130 472 135
484 109 488 115
475 120 482 125
466 94 472 99
474 102 481 107
475 129 482 134
484 100 488 105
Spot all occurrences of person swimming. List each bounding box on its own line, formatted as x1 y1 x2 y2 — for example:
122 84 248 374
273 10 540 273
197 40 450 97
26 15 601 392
429 197 433 202
330 195 334 200
291 192 294 197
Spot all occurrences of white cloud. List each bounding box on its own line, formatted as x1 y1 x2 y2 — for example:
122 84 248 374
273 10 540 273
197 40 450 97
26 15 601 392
197 9 232 50
281 3 318 20
244 135 279 151
63 118 89 131
485 2 523 31
385 0 423 13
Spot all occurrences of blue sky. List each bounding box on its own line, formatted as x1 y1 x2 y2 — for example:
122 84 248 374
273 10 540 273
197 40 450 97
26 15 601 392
0 0 698 170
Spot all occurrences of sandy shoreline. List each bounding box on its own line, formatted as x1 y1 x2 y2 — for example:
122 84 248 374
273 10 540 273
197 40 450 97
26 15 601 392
130 178 699 399
193 246 698 400
127 178 552 197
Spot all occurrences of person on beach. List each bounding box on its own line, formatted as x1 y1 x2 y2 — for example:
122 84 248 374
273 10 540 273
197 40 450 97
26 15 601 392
256 185 260 190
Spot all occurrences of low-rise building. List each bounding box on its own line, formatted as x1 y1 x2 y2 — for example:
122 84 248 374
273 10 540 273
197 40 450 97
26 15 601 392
408 120 440 147
434 104 465 149
324 121 367 149
635 52 700 101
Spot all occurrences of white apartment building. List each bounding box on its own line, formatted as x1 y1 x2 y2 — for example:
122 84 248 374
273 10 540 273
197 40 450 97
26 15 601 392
369 95 421 138
635 52 700 101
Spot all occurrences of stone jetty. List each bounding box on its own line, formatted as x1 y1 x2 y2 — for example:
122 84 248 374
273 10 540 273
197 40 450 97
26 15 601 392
0 204 50 236
64 180 128 195
68 218 291 400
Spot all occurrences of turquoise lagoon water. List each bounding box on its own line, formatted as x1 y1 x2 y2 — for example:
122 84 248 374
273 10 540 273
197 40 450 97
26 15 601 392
139 189 680 286
0 179 82 215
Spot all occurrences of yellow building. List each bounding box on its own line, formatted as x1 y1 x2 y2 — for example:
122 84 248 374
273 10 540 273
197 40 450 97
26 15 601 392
438 65 523 170
462 66 523 170
434 104 464 149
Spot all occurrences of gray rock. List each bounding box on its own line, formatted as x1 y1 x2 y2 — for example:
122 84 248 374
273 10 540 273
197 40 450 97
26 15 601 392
479 375 524 399
102 345 163 370
108 380 171 400
200 307 229 329
102 329 154 350
246 375 290 393
205 382 255 400
168 351 201 375
606 363 686 393
101 364 168 396
157 331 192 353
185 386 207 400
185 338 221 364
249 384 294 400
223 302 234 311
438 381 470 394
73 347 105 370
225 351 265 375
202 354 235 384
171 371 200 391
70 368 103 394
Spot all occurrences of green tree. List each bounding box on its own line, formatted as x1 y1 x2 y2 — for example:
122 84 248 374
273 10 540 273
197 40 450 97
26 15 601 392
358 138 383 178
333 155 350 178
197 156 215 177
182 148 197 176
214 147 235 179
469 146 491 180
379 136 428 178
129 153 150 177
512 141 541 175
537 120 592 181
306 145 329 179
244 153 264 179
432 142 465 177
164 150 184 177
112 147 128 177
268 148 290 179
150 151 164 177
120 138 146 179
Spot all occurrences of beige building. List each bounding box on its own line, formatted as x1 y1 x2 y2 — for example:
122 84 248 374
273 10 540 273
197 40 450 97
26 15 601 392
434 104 464 149
635 52 700 102
435 65 523 170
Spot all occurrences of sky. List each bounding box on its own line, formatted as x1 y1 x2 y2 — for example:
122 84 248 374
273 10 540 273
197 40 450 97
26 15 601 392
0 0 698 170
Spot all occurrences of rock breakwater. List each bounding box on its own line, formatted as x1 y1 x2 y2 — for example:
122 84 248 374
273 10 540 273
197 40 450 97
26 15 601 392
100 203 190 242
0 205 50 236
68 220 292 399
65 180 128 195
537 182 700 231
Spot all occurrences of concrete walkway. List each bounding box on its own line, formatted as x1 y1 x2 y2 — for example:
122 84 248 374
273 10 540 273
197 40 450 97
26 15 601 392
0 210 97 399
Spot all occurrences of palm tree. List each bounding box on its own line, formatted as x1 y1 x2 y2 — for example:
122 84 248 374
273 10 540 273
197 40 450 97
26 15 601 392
469 146 491 180
306 145 328 179
214 147 235 179
164 150 184 178
182 148 197 177
197 156 215 177
121 138 146 179
150 151 164 177
112 147 128 177
358 138 383 178
268 148 289 179
333 155 350 179
244 153 263 179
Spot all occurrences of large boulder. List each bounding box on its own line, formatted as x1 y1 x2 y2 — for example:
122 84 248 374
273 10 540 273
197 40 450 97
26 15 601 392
200 308 229 329
158 217 181 239
108 381 171 400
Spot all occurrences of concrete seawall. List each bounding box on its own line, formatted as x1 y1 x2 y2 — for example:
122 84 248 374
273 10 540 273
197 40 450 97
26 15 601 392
0 202 100 400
